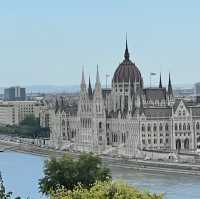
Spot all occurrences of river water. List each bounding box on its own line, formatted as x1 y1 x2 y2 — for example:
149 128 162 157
0 151 200 199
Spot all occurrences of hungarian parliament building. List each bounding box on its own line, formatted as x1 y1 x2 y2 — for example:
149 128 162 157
41 40 200 158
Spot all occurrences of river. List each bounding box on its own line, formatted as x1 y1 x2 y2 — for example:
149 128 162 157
0 151 200 199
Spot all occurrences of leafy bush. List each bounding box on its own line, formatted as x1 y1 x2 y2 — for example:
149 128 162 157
51 181 163 199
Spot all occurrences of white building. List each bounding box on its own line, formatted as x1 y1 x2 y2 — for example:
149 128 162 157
43 40 200 158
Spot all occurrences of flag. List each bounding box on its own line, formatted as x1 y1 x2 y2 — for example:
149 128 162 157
150 72 156 76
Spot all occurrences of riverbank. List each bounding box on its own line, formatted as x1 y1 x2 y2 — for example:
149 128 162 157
1 140 200 177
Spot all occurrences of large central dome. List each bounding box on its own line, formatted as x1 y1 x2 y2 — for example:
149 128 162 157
112 40 143 84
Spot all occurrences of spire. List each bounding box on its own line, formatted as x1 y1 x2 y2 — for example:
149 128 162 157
168 73 173 96
88 76 93 99
94 65 102 98
55 98 59 113
81 66 86 85
96 65 100 85
80 66 87 92
159 73 162 88
124 34 130 60
60 96 65 111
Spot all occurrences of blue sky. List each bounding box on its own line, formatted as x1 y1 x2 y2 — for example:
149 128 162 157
0 0 200 87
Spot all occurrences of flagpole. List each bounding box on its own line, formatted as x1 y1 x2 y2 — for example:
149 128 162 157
106 74 110 89
150 74 151 88
150 73 156 88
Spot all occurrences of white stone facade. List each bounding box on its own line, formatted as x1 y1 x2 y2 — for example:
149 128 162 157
45 42 200 157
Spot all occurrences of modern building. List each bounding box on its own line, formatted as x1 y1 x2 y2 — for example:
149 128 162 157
194 82 200 96
42 40 200 158
0 101 46 126
0 104 18 125
4 86 26 101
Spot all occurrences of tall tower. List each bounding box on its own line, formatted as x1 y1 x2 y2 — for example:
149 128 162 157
167 73 174 105
168 73 173 97
93 65 106 153
76 68 94 152
159 73 163 88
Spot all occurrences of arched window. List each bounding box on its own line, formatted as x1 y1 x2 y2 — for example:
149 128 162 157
179 123 182 130
183 110 186 116
147 124 151 132
121 133 126 144
84 104 86 112
165 123 169 131
187 123 190 131
114 134 116 142
159 123 163 131
142 124 145 132
183 123 186 131
176 139 181 151
175 123 178 131
87 105 89 112
184 138 189 150
197 122 200 130
179 110 181 116
153 124 157 132
99 122 102 129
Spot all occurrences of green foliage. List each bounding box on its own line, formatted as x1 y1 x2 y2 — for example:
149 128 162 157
39 153 111 195
51 181 163 199
20 115 40 127
0 172 12 199
0 115 50 139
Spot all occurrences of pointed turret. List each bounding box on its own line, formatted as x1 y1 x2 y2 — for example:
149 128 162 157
81 67 85 84
94 65 102 94
55 98 59 113
81 67 86 91
96 65 100 85
124 35 130 60
159 73 162 88
88 76 93 99
60 96 65 111
168 73 173 96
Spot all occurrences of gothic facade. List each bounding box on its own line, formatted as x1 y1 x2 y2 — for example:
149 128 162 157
43 41 200 158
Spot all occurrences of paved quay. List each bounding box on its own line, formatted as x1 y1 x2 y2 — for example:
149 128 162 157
1 140 200 176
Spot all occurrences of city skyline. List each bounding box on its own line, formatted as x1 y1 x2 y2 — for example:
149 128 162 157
0 1 200 86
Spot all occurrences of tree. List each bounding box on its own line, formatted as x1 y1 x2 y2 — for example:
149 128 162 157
0 172 12 199
20 115 39 127
51 181 163 199
39 153 111 195
76 153 111 186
